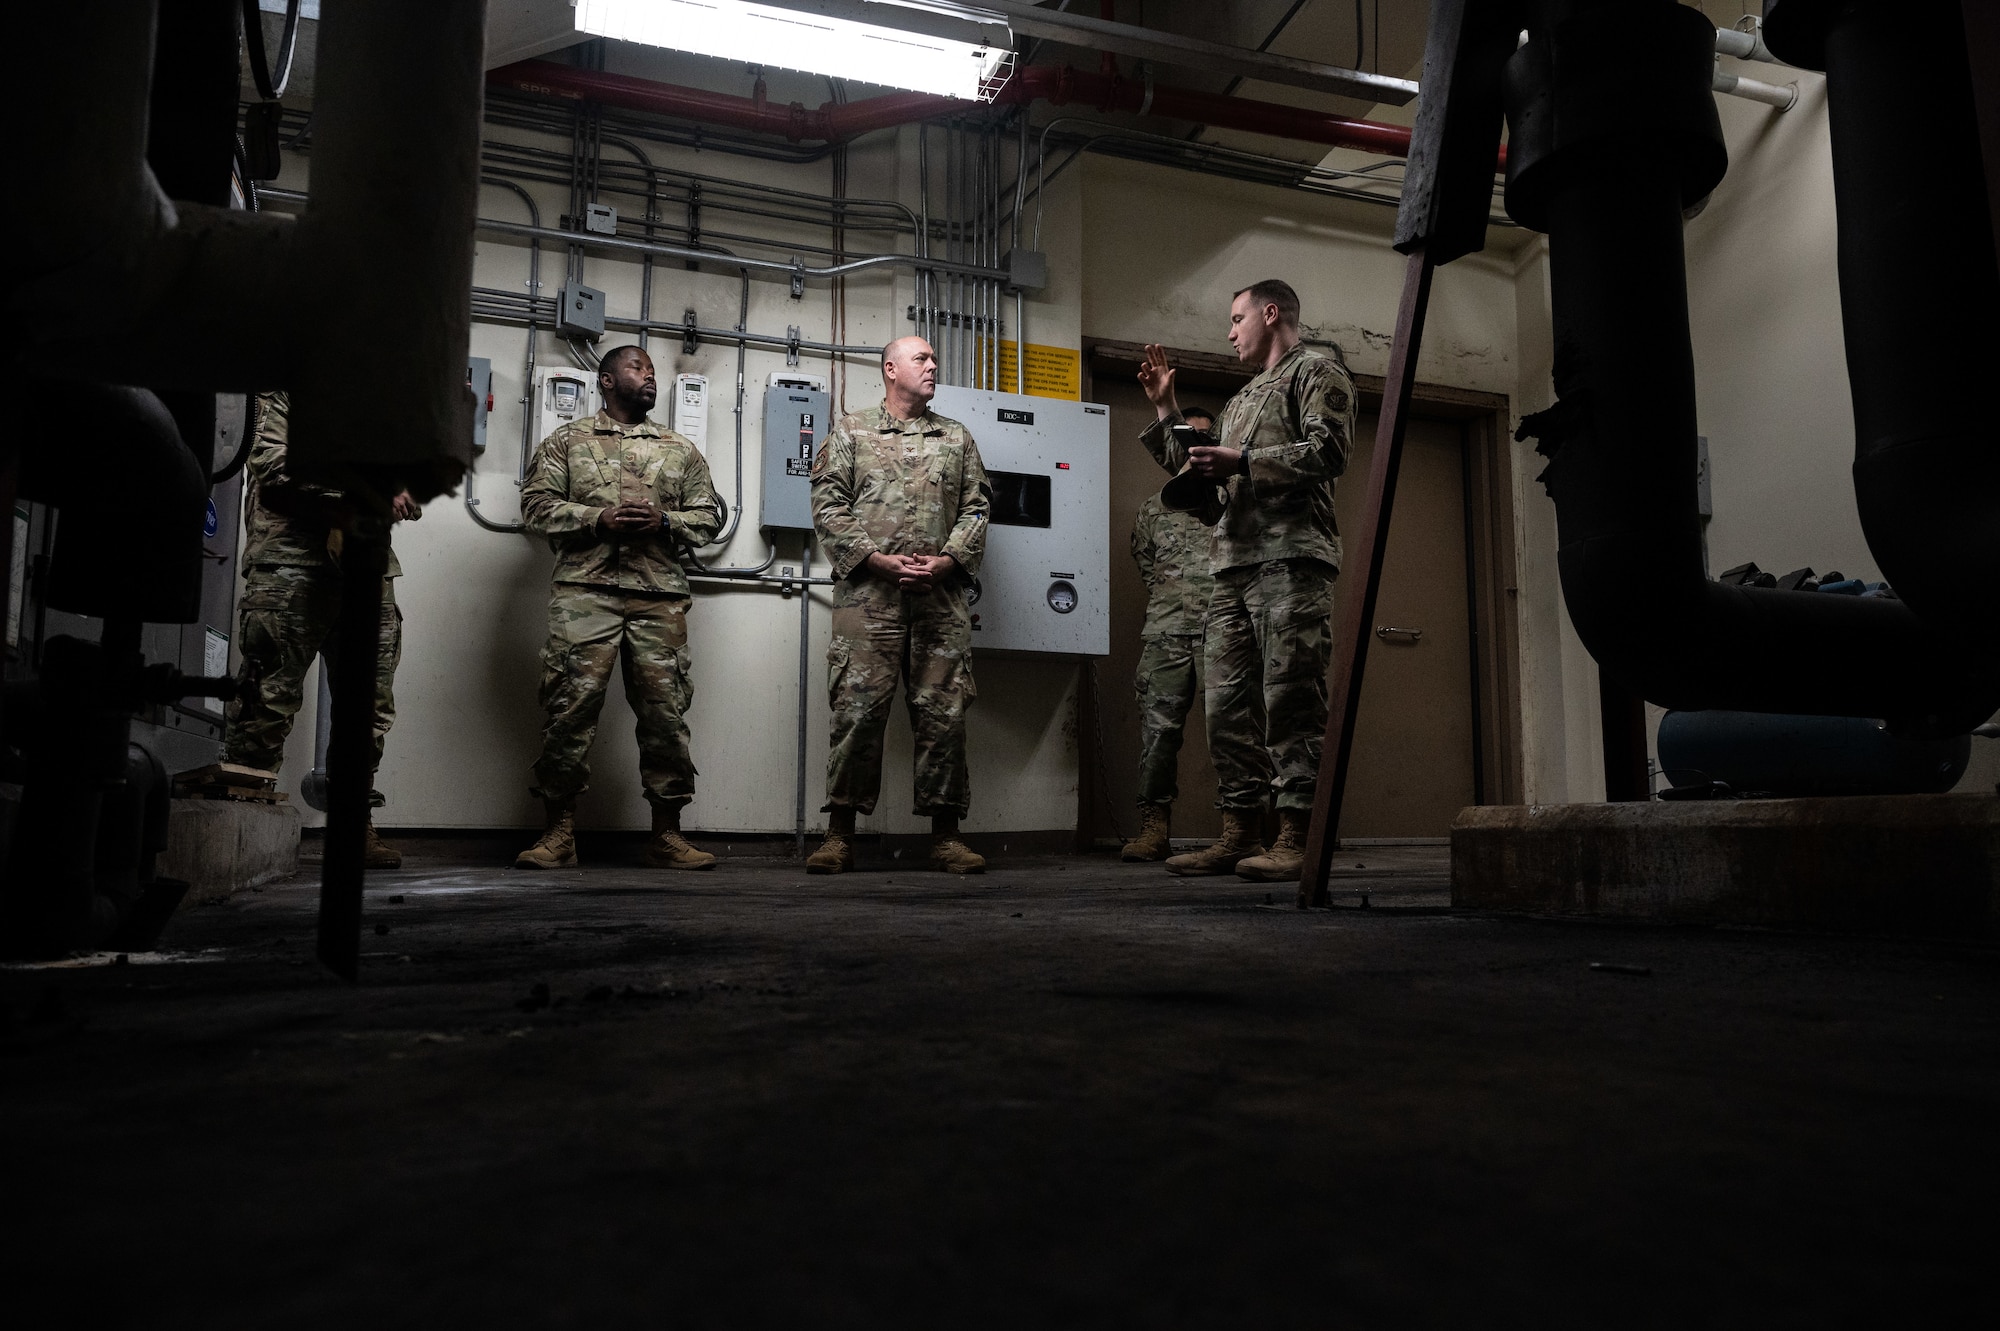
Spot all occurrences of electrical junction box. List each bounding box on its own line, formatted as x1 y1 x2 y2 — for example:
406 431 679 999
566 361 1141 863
930 386 1109 657
584 202 617 235
556 282 606 340
1003 248 1048 293
466 355 492 452
760 371 830 531
671 373 709 450
532 364 600 444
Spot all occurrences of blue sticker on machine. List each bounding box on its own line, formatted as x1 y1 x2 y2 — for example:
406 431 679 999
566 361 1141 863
203 498 219 537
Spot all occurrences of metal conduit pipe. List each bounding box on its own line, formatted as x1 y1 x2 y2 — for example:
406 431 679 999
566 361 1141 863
795 539 813 859
476 216 1007 283
469 296 885 359
710 270 755 555
463 177 543 535
1508 0 1999 738
1764 0 2000 667
1015 111 1028 394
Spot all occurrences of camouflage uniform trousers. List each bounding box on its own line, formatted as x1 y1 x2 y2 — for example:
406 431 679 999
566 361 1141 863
531 585 696 809
1203 557 1337 812
824 582 976 817
224 563 401 807
1134 634 1203 806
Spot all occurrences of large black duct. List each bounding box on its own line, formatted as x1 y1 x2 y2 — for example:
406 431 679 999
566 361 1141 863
1508 0 2000 738
1764 0 2000 667
17 382 207 624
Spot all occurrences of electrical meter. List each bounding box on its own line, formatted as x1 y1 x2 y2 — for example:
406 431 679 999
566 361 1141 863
672 373 709 450
532 365 600 444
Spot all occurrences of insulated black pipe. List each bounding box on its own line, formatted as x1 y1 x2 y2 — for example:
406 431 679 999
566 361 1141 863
1511 0 2000 738
18 382 207 625
1796 0 2000 666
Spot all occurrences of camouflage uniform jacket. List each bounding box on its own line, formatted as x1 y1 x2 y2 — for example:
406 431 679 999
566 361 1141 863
1139 344 1356 574
1131 493 1215 639
241 391 403 578
810 402 991 584
520 410 720 597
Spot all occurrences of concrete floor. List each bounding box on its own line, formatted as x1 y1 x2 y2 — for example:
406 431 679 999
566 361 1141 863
4 842 1997 1327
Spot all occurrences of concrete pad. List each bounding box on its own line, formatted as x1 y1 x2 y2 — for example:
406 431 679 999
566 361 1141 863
1452 794 2000 934
158 798 302 907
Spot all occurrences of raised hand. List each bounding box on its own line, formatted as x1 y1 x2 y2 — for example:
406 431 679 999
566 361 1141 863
1137 343 1179 418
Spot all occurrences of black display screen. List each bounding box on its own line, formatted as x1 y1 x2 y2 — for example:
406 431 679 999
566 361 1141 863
987 470 1052 528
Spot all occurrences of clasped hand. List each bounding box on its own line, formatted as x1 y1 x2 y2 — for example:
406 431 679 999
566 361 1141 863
598 501 666 535
866 551 955 592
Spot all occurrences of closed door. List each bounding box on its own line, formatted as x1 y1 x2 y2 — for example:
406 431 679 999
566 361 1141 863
1097 382 1476 840
1335 413 1478 837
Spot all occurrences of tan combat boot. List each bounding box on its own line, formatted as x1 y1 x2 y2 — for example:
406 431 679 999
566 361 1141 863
1163 809 1265 877
646 802 717 871
514 800 578 870
806 806 857 874
1235 808 1308 882
362 822 403 870
929 812 985 875
1121 803 1172 862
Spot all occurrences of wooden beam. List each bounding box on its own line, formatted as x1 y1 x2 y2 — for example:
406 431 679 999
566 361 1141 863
1298 246 1438 908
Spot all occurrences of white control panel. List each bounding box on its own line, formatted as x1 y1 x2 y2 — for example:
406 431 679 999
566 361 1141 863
671 373 709 450
931 386 1109 657
532 364 600 444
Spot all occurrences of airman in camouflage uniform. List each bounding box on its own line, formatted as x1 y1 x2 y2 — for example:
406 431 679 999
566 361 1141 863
223 390 414 869
1137 279 1357 881
806 336 992 876
1120 405 1219 862
514 345 722 873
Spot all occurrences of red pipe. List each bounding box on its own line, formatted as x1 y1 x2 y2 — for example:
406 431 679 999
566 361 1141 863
487 59 1481 166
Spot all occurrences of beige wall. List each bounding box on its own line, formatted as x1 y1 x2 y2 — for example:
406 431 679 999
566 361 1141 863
271 50 1094 835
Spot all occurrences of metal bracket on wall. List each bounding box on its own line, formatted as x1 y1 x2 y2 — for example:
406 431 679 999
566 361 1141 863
682 307 699 356
786 326 801 366
789 258 805 299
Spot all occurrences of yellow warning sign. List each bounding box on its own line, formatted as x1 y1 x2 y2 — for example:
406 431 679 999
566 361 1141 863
996 341 1082 401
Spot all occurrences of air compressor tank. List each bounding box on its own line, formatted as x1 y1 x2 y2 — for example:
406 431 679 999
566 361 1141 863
1656 710 1970 797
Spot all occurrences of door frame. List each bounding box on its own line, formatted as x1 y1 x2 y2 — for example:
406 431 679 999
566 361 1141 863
1080 337 1525 839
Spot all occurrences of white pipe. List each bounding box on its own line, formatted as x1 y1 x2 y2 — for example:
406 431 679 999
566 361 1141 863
1714 21 1777 66
1713 64 1799 111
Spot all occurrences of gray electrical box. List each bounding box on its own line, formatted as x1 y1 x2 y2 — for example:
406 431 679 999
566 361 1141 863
556 282 605 340
467 355 492 452
1004 248 1049 293
760 378 831 531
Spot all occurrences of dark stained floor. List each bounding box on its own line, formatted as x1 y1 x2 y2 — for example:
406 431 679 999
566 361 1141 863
4 842 1997 1327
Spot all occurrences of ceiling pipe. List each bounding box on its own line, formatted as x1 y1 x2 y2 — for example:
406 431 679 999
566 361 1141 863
487 59 1489 167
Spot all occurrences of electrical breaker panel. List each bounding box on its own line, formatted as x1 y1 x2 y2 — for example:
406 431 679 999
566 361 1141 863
760 373 830 531
930 386 1110 657
467 355 492 452
671 373 709 451
532 364 600 445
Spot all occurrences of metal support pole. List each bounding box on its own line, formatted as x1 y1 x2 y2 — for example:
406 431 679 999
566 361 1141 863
796 537 813 860
1298 246 1436 909
316 520 389 980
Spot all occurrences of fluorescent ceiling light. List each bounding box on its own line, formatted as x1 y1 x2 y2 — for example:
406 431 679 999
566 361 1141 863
573 0 1014 101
